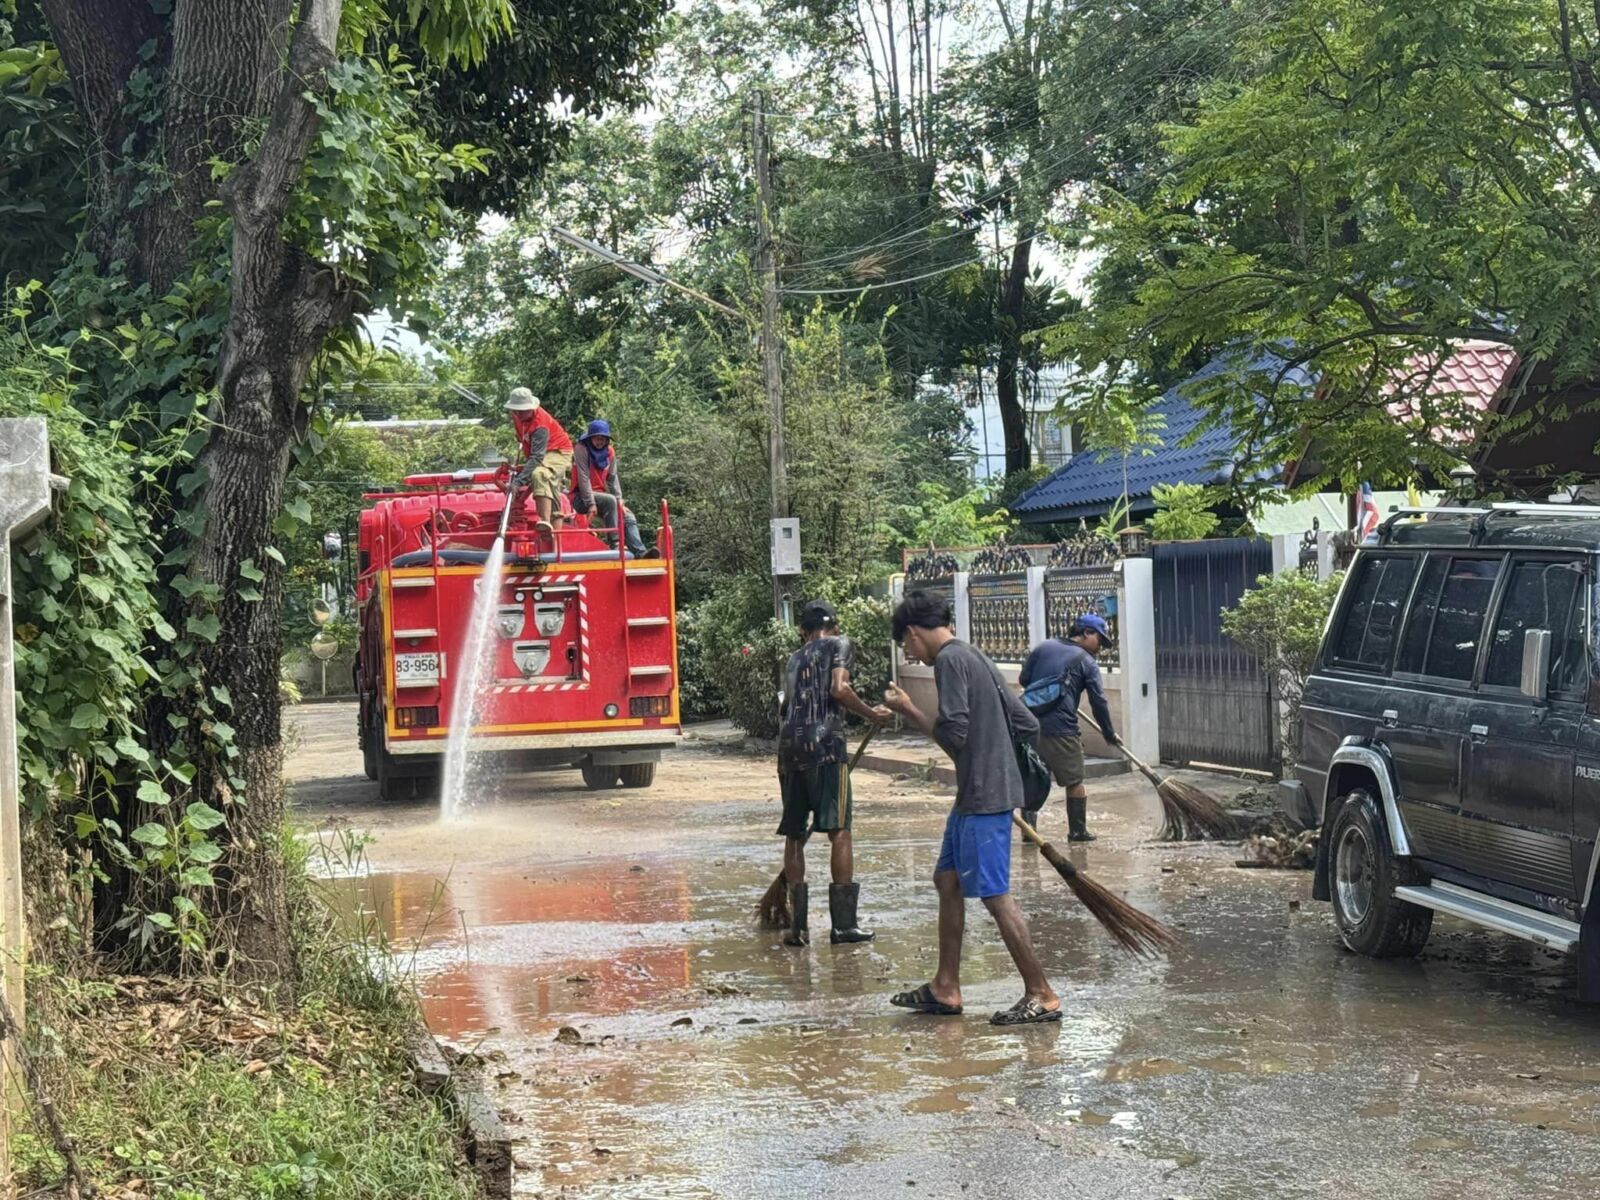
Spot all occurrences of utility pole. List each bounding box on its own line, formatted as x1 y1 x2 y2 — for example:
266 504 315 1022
754 91 792 620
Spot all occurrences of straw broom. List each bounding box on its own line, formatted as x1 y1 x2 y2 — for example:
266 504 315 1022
1076 707 1237 840
756 724 880 928
1013 811 1179 957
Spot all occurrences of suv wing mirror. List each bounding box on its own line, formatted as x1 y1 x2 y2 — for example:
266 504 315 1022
1521 628 1551 701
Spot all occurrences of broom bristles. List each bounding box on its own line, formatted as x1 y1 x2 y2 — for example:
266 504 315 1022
755 869 790 928
1039 842 1179 958
1158 777 1238 840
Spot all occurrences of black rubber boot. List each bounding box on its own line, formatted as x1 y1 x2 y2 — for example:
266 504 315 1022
783 881 810 946
828 882 875 944
1068 796 1097 842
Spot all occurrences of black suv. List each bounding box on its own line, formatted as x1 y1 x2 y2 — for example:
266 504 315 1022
1300 504 1600 998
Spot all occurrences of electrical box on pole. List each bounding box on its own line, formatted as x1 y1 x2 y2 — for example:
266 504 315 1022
770 517 801 577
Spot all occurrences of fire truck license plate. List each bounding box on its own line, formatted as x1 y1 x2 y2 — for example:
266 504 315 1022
394 652 440 686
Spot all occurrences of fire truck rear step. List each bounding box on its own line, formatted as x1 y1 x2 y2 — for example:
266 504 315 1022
625 566 668 578
627 617 670 627
631 665 672 676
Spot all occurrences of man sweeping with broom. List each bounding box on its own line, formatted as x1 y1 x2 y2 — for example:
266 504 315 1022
1018 614 1117 842
774 600 892 947
882 589 1064 1025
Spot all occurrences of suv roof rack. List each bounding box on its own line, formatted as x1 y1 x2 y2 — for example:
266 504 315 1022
1376 501 1600 545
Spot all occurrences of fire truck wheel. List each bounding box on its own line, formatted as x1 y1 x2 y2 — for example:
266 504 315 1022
581 763 621 790
619 762 657 789
375 741 417 803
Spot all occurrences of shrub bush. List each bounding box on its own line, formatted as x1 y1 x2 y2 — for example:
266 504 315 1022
1221 570 1344 766
681 582 894 737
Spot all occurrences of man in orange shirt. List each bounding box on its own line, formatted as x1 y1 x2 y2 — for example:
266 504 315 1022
505 387 573 530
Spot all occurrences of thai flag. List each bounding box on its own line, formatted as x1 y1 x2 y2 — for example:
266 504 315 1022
1356 482 1383 543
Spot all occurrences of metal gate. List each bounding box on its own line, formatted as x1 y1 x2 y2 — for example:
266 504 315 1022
1152 538 1279 773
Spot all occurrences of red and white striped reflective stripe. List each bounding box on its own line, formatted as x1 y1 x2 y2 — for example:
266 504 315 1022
487 681 591 694
578 580 590 682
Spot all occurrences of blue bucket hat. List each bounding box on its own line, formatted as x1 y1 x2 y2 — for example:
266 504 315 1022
583 419 613 442
1074 612 1115 645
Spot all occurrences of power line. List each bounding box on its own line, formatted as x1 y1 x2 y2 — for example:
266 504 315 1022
778 235 1035 295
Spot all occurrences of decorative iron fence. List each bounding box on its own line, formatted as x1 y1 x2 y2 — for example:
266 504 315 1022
1043 566 1120 670
968 572 1031 663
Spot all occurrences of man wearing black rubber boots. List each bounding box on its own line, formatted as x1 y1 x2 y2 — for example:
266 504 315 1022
776 600 892 946
1018 613 1117 842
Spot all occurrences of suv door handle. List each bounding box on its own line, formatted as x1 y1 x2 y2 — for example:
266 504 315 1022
1470 723 1489 742
1381 709 1399 728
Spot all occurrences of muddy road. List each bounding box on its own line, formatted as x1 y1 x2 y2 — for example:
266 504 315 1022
288 703 1600 1199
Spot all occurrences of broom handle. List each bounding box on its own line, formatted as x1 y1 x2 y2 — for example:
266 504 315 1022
1075 705 1169 792
1012 810 1048 848
849 721 881 771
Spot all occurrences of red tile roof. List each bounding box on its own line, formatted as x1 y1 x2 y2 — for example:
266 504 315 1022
1385 340 1520 442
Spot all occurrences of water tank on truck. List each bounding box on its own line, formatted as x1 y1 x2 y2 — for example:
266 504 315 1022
353 470 681 802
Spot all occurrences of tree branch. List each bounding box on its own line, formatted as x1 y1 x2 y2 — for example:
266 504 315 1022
224 0 341 231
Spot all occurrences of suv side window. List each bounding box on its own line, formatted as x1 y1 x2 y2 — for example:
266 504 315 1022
1329 554 1418 671
1397 555 1500 681
1484 557 1588 696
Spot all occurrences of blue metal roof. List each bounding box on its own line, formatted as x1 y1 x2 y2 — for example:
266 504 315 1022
1011 353 1310 523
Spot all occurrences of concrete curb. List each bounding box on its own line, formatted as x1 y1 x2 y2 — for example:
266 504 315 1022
407 1027 513 1198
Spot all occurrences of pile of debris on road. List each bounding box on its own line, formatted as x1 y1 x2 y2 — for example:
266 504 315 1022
1237 829 1318 869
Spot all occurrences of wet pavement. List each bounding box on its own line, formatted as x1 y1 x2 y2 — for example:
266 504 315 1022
288 704 1600 1198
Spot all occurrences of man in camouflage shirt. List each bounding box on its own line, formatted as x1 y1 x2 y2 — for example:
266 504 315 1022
776 600 891 946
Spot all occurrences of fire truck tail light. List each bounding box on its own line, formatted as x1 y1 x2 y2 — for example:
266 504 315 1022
629 696 672 718
395 706 439 729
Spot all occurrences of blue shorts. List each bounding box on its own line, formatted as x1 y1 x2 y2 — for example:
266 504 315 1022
935 808 1013 898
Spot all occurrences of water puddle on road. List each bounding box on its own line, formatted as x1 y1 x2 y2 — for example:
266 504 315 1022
315 787 1600 1199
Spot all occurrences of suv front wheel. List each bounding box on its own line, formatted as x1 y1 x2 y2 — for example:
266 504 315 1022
1328 787 1433 958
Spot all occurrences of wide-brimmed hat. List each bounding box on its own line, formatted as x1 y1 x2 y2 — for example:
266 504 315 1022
505 387 539 412
584 419 613 441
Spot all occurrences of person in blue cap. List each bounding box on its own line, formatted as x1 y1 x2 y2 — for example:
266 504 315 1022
1018 613 1118 842
570 419 646 556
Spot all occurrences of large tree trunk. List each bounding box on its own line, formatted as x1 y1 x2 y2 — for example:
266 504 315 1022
997 232 1034 475
44 0 353 985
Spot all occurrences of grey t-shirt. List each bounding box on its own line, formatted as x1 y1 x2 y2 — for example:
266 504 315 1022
932 639 1040 814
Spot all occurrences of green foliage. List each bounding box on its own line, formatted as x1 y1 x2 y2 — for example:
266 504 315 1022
1093 495 1133 541
683 583 890 736
0 324 232 957
1220 570 1344 764
1149 482 1219 542
286 55 490 304
905 481 1010 549
0 34 79 285
1048 0 1600 500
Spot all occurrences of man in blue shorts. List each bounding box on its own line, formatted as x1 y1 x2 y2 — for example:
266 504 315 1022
882 589 1062 1026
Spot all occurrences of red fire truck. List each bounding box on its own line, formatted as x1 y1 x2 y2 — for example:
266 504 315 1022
354 471 681 801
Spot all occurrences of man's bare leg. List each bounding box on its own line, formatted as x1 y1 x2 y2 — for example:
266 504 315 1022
927 868 965 1008
983 892 1059 1009
828 829 853 885
783 835 806 883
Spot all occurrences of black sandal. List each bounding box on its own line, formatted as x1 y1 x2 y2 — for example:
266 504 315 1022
890 983 962 1015
990 998 1063 1026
